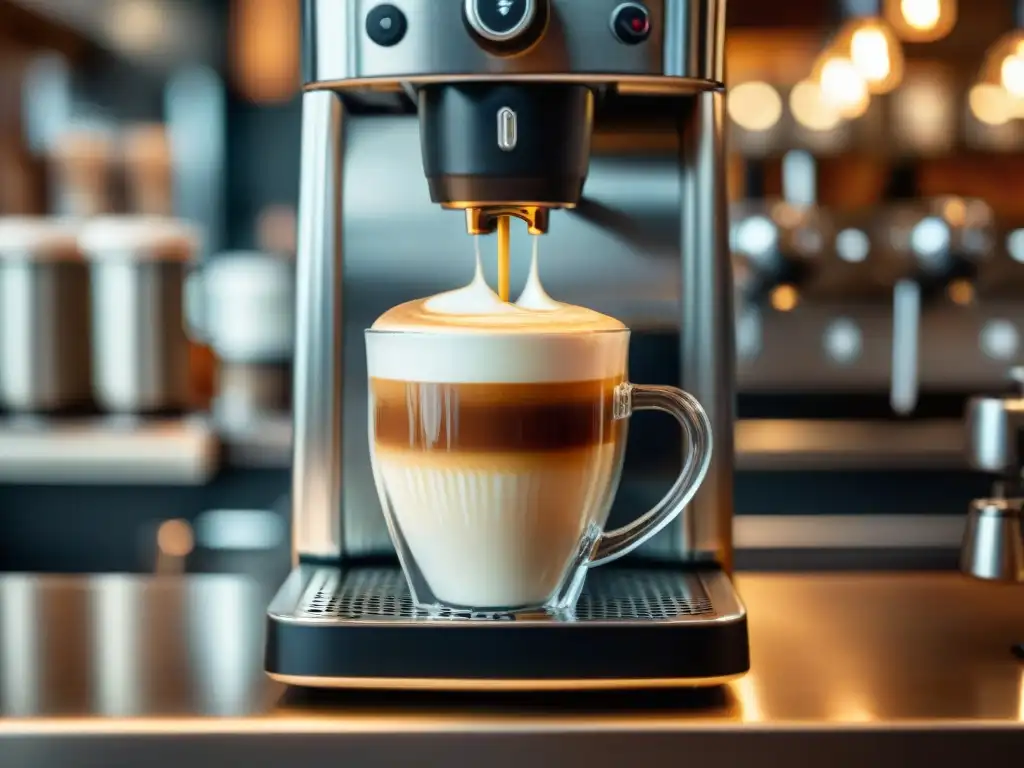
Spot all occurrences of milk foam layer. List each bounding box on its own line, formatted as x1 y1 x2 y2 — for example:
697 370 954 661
368 241 628 383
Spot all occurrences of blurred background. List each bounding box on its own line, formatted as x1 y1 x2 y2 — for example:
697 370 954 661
1 0 1023 577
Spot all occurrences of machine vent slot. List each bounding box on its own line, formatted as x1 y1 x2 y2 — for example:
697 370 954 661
297 567 716 622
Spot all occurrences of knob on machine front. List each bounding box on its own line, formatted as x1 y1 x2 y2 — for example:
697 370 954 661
463 0 549 53
268 0 746 692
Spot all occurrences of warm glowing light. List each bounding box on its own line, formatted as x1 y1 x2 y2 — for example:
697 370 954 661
942 198 967 227
157 519 195 558
1018 669 1024 722
727 81 784 132
232 0 302 103
770 284 799 312
969 83 1014 126
105 0 172 55
821 19 904 95
892 73 954 152
947 279 974 306
789 80 844 131
979 32 1024 110
851 26 892 84
885 0 956 43
901 0 941 30
1002 48 1024 99
819 58 871 118
731 676 764 722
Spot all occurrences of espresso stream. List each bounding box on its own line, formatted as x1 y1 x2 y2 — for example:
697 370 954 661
368 235 628 610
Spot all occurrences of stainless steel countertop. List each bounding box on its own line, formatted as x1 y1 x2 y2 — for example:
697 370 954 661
1 572 1023 766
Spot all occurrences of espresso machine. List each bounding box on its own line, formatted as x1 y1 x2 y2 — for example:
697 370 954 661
266 0 749 689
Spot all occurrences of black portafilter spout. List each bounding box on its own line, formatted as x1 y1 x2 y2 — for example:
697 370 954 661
418 83 594 235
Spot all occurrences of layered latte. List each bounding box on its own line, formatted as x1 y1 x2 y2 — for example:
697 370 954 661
367 258 629 610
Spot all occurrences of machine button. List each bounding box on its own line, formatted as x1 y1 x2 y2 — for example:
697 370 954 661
465 0 537 43
611 2 652 45
366 4 407 47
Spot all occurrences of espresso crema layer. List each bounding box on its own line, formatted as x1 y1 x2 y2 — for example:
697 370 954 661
371 377 624 453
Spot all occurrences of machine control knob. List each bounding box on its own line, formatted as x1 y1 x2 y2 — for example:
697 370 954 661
465 0 540 44
611 2 652 45
366 4 408 47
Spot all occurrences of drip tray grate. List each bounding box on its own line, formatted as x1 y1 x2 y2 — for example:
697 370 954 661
297 567 716 622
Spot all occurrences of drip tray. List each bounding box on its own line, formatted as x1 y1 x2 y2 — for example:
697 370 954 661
296 567 716 621
266 564 749 690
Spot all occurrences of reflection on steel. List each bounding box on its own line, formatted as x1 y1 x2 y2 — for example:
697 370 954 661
679 91 734 565
961 498 1024 583
291 90 344 561
890 279 920 415
186 578 265 716
0 418 218 485
0 574 1023 751
0 578 40 716
166 68 227 260
89 577 142 715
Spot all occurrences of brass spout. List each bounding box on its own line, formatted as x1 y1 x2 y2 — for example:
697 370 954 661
463 206 552 236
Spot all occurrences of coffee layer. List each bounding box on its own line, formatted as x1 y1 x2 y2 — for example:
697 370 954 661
371 377 624 453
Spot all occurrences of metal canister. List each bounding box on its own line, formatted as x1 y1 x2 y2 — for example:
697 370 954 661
0 218 92 412
79 217 198 414
187 251 295 426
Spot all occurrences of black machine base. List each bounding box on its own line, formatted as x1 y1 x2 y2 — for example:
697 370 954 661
265 564 750 690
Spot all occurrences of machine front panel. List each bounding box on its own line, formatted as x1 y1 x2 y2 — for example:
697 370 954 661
303 0 723 88
334 110 718 561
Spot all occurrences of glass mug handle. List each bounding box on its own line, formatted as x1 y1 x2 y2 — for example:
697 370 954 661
589 383 713 567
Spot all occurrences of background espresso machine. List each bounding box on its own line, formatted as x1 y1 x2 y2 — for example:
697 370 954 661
266 0 750 689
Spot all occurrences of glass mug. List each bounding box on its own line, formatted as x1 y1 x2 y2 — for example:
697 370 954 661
366 327 712 615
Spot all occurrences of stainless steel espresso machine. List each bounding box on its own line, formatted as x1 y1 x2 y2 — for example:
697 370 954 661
265 0 749 689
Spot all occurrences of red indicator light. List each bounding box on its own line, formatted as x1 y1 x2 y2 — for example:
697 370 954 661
631 18 645 31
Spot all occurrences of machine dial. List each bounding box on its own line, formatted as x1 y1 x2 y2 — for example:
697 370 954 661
611 2 652 45
464 0 546 52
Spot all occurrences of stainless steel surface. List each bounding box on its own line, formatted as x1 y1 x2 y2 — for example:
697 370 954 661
464 0 538 43
166 68 227 260
679 89 733 566
967 388 1024 475
337 116 682 320
292 90 344 562
890 278 920 415
214 364 291 428
296 0 733 566
303 0 724 90
0 417 219 485
2 573 1023 766
728 193 1017 398
740 301 1024 392
736 418 965 470
735 515 966 550
332 115 721 559
0 259 91 413
280 566 721 622
961 498 1024 582
90 261 190 413
188 252 295 364
220 413 292 469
